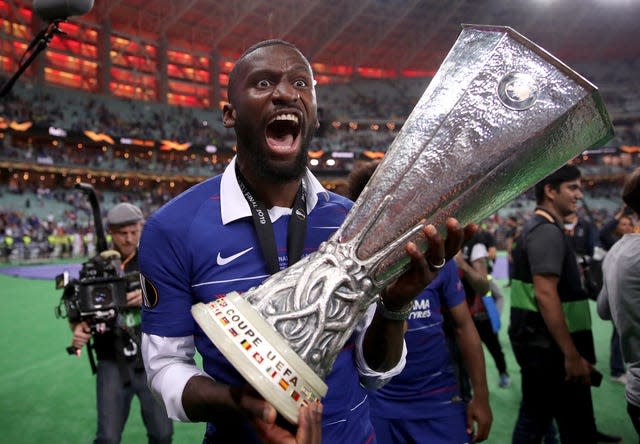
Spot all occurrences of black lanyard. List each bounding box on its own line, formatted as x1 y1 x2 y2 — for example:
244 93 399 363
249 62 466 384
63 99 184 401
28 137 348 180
235 165 307 274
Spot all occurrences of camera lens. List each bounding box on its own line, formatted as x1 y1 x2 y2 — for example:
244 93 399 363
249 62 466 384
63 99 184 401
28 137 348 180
92 287 112 306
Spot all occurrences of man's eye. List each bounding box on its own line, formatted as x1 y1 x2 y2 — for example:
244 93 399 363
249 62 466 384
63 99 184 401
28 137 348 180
257 79 271 87
293 79 308 88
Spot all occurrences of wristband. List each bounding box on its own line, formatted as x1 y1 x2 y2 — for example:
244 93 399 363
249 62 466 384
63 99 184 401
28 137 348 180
377 298 413 321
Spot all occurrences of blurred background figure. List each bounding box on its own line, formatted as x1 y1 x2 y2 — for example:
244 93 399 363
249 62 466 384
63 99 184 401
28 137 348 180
348 161 493 444
70 203 173 444
594 206 636 384
597 166 640 440
458 232 512 389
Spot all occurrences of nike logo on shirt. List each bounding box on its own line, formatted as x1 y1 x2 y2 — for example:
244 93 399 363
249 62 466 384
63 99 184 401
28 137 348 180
216 247 254 266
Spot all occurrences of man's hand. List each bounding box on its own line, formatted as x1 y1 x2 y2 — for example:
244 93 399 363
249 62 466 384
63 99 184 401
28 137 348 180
252 402 323 444
71 321 91 350
227 385 321 444
126 289 142 307
466 395 492 442
362 218 474 371
184 381 321 444
383 218 472 308
564 353 592 385
295 402 322 444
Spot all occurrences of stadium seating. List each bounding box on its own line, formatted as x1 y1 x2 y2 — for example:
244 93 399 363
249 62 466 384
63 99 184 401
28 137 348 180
1 73 638 263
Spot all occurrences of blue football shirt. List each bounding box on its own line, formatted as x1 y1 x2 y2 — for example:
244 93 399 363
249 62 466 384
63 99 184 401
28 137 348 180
369 260 466 420
139 166 378 443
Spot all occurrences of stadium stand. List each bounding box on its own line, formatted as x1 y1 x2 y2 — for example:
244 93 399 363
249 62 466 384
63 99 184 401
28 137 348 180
2 72 639 263
1 1 639 264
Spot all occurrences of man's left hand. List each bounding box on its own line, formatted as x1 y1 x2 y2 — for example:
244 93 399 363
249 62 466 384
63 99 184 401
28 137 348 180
126 289 142 307
383 218 473 309
466 395 492 442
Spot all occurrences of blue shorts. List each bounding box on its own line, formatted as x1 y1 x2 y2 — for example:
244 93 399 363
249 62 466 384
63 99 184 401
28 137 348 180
371 411 471 444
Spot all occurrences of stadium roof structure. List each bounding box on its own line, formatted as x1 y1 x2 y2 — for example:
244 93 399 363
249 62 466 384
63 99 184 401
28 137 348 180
82 0 640 76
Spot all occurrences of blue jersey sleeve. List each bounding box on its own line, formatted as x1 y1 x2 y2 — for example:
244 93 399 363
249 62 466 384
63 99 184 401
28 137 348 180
139 211 197 337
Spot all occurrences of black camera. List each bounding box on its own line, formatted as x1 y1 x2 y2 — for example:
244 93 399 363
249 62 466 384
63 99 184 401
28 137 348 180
54 183 143 365
55 250 136 327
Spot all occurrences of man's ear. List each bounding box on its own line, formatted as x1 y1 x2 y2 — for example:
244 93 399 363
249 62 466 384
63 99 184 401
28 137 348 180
544 183 556 202
222 103 237 128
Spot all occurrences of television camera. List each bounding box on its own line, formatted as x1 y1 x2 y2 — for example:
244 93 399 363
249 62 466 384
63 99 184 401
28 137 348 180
54 250 140 329
54 183 140 358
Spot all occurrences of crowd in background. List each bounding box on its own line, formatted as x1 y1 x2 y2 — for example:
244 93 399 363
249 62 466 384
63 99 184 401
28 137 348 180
0 178 630 264
1 77 639 263
1 79 228 146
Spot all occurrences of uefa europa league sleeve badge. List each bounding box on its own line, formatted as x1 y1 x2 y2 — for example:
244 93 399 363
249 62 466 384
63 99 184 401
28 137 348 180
192 24 614 424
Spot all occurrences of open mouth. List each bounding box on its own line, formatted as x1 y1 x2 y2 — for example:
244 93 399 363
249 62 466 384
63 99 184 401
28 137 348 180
266 113 301 155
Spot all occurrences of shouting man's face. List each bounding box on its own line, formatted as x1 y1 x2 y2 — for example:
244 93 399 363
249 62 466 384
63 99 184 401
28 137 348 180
224 43 319 184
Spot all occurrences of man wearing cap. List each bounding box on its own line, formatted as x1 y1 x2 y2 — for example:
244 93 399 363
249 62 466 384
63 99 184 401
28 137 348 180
70 202 173 444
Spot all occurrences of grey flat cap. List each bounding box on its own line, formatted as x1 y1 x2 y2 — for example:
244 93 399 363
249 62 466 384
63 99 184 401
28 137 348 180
106 203 143 226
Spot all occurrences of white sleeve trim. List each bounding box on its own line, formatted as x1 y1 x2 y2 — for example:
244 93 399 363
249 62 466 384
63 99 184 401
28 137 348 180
142 333 211 422
354 303 407 389
470 243 489 263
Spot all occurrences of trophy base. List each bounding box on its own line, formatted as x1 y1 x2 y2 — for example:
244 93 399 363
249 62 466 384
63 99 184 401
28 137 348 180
192 293 328 424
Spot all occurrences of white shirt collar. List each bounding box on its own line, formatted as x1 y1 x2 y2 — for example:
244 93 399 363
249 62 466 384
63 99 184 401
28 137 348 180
220 156 329 225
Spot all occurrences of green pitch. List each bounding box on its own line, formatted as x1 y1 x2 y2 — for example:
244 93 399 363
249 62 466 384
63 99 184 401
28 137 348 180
0 273 633 443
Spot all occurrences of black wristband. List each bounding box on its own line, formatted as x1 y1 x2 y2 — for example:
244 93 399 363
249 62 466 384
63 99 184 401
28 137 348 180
377 299 413 321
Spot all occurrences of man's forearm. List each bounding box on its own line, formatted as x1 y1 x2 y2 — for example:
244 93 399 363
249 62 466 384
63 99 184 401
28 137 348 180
453 312 489 400
540 306 579 358
596 288 611 320
182 375 237 422
459 259 490 295
533 276 581 359
182 376 278 432
361 309 407 371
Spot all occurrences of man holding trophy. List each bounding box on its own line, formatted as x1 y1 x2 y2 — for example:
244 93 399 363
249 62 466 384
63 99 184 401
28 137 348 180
138 39 466 443
139 24 613 443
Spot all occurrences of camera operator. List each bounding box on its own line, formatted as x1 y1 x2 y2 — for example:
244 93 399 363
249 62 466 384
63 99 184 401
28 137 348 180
70 203 173 444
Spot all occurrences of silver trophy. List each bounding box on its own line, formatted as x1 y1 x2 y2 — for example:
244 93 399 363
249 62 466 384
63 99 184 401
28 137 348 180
192 24 613 423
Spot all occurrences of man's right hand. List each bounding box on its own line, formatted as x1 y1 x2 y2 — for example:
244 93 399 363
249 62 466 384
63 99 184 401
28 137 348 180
252 401 323 444
232 385 322 444
71 321 91 350
184 378 322 444
564 353 592 385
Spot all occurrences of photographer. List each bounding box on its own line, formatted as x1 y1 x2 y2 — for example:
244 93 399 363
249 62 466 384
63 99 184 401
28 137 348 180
70 203 173 444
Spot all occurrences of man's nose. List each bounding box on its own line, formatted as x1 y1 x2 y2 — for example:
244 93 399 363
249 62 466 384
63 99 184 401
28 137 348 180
272 81 298 103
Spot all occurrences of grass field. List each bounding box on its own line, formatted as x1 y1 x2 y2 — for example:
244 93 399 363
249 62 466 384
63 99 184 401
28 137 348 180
0 269 634 443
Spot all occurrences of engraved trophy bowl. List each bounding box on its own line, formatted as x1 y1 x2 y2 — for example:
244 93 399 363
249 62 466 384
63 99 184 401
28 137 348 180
192 24 614 424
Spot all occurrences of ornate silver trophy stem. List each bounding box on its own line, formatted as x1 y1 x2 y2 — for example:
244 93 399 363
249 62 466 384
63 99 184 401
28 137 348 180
192 24 614 423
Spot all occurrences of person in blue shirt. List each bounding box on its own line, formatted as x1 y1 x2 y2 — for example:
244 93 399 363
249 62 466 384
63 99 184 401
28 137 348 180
369 262 493 444
138 40 466 444
348 161 492 444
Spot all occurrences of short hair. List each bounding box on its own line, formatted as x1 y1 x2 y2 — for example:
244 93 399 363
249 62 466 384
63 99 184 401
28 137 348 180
534 164 581 204
346 160 380 201
227 39 308 103
622 166 640 215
